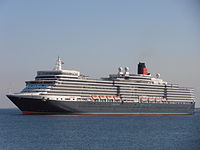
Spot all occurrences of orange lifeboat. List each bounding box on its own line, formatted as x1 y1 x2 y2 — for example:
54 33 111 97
114 96 120 100
91 95 99 99
106 96 114 100
99 96 107 99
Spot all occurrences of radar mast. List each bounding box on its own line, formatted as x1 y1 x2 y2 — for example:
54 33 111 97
53 56 64 71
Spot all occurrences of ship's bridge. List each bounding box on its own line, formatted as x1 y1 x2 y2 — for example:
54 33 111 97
37 70 80 77
36 57 80 78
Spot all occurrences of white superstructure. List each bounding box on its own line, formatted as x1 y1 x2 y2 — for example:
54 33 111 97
19 57 194 104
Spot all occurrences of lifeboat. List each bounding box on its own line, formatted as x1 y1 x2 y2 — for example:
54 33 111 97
99 96 107 99
91 95 99 99
155 97 161 101
142 96 147 101
148 97 155 101
106 96 114 100
114 96 120 100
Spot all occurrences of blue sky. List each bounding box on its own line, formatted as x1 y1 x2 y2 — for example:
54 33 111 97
0 0 199 108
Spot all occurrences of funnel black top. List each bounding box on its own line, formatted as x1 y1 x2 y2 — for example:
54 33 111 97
138 62 146 74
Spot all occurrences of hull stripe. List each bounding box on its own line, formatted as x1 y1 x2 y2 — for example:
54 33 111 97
22 112 193 115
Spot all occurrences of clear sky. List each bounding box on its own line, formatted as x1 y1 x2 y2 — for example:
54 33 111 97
0 0 199 108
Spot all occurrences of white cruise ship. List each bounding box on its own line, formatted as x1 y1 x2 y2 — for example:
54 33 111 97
7 57 195 115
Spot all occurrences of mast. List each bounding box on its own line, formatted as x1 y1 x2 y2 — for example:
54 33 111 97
53 56 63 71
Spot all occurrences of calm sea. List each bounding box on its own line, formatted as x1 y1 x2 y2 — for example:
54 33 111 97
0 109 200 150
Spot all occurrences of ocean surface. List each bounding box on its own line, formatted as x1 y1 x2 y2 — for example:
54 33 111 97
0 109 200 150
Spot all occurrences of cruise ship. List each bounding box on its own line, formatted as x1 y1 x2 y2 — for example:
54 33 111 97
7 57 195 115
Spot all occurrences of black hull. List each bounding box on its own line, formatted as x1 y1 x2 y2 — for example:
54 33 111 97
7 95 195 115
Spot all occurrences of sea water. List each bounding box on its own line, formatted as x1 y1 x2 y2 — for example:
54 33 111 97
0 109 200 150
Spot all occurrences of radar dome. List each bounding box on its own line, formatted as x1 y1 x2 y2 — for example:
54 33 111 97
156 73 160 78
118 67 123 75
125 67 129 72
118 67 123 72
